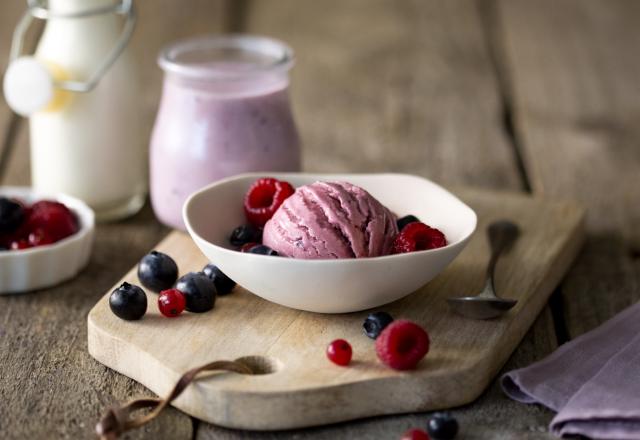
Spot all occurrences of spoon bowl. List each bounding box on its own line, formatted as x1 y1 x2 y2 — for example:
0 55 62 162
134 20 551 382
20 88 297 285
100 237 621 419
447 220 520 319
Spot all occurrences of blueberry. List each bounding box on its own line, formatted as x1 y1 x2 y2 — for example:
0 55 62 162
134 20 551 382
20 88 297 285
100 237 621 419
137 251 179 292
109 282 147 321
0 197 24 234
248 245 278 256
427 412 459 440
202 264 236 295
229 224 262 247
363 311 394 339
176 272 217 313
397 215 420 232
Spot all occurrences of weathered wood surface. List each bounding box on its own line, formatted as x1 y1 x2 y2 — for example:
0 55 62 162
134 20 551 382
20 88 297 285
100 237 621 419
1 0 637 438
497 0 640 337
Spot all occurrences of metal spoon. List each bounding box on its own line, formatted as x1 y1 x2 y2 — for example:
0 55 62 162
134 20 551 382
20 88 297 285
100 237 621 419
447 220 520 319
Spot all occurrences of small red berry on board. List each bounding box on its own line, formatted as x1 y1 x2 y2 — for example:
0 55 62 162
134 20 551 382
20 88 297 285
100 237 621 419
393 222 447 254
375 319 430 370
244 177 295 227
400 428 431 440
326 339 353 366
158 289 186 318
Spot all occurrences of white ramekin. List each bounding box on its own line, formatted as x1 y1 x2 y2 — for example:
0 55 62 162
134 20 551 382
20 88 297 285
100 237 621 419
0 186 95 294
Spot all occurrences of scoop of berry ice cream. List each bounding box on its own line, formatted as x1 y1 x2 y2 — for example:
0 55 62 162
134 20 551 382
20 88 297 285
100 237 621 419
262 181 398 259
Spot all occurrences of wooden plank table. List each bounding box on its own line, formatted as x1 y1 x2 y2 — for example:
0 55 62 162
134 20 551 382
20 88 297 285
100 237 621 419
0 0 637 438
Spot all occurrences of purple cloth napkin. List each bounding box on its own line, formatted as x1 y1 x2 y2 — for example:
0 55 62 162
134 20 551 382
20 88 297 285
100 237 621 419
501 301 640 439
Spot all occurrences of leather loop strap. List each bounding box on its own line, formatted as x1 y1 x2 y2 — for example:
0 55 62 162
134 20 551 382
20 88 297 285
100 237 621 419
96 360 253 439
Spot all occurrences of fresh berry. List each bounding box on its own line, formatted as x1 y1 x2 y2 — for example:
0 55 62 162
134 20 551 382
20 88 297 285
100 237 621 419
27 201 78 242
229 224 262 247
426 412 458 440
10 239 30 250
176 272 217 313
326 339 352 366
397 215 420 231
202 264 236 295
244 177 295 227
375 320 430 370
158 289 186 318
28 229 55 247
248 245 278 256
401 429 431 440
393 222 447 254
363 311 394 339
240 242 259 252
0 197 25 234
109 282 147 321
137 251 179 292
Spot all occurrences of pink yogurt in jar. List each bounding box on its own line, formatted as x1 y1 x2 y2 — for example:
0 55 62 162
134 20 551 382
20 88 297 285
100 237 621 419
150 35 301 229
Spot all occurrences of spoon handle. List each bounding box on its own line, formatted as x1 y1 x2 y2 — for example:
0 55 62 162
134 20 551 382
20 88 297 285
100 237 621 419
480 220 520 298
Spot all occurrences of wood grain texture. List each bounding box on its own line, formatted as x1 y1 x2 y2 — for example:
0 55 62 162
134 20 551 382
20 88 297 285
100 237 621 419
0 2 226 438
88 188 584 430
497 0 640 336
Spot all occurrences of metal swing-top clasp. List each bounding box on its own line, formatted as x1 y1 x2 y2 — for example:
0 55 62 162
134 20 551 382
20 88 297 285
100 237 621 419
3 0 137 116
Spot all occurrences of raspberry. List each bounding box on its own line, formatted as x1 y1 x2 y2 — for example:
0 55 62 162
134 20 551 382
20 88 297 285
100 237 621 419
244 178 295 227
326 339 353 366
401 429 431 440
27 201 78 242
375 320 430 370
28 229 55 247
393 222 446 254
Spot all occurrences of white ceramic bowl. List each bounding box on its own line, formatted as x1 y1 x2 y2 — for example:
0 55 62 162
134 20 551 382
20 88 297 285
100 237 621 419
184 173 476 313
0 187 95 294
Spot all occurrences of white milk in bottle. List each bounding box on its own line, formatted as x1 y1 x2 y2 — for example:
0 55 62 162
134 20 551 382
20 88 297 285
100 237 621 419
6 0 146 220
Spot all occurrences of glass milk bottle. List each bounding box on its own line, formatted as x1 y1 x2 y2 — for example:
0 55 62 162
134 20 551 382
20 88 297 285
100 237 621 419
3 0 146 220
150 35 301 230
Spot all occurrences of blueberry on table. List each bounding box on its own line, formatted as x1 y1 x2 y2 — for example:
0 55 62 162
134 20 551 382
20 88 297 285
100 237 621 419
137 251 179 292
248 245 278 256
0 197 25 233
396 214 420 232
363 311 394 339
202 264 236 295
109 282 147 321
229 224 262 247
176 272 217 313
427 412 459 440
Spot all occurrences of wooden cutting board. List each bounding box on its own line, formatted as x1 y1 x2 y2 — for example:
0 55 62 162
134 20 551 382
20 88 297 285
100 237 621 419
88 187 584 430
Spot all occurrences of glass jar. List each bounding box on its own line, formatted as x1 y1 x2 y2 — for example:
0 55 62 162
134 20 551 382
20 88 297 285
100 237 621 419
150 35 301 230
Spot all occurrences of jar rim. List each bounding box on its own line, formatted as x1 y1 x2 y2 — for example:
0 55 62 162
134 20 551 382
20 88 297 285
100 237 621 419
158 34 294 80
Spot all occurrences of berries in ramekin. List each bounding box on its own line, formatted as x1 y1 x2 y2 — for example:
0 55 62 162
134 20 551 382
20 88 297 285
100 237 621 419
326 339 353 366
393 222 446 254
158 288 186 318
243 177 295 227
0 197 25 233
109 282 147 321
375 319 430 370
138 251 179 292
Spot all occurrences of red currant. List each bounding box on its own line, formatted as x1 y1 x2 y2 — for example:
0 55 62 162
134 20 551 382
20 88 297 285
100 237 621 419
326 339 352 366
158 289 186 318
400 428 430 440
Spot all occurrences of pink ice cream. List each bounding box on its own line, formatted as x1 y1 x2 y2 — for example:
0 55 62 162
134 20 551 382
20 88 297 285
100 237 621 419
262 181 398 259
